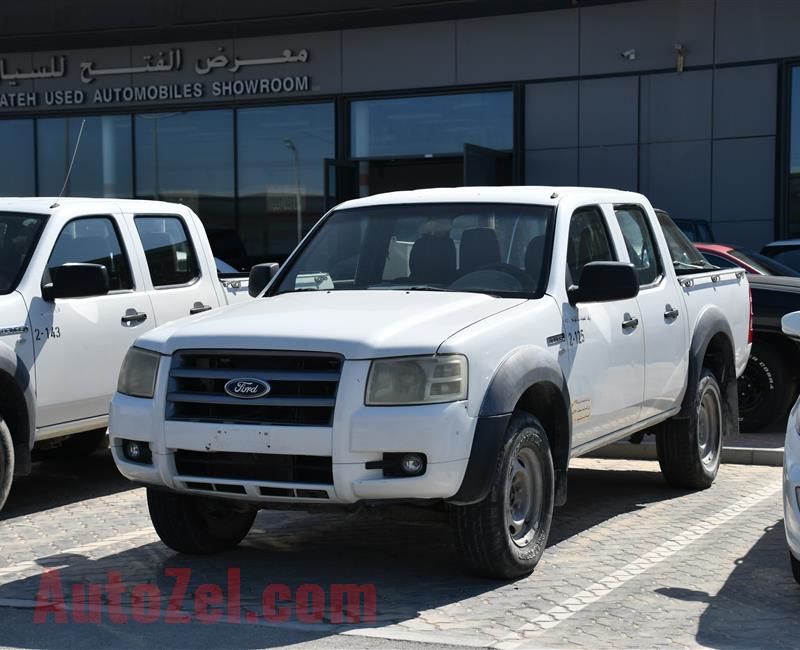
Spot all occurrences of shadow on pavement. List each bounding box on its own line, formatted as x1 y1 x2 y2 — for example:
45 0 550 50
0 463 692 648
1 450 134 521
656 521 799 648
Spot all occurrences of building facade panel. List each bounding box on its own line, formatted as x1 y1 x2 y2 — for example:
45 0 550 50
579 76 639 147
715 0 800 64
712 137 776 226
639 70 712 143
524 81 579 150
455 10 579 84
639 140 712 219
579 145 638 191
713 64 778 139
525 148 578 187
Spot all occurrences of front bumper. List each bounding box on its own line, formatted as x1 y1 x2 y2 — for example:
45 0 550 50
110 358 476 505
784 399 800 559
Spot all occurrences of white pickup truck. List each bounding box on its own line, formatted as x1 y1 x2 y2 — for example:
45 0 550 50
110 187 751 579
0 198 251 511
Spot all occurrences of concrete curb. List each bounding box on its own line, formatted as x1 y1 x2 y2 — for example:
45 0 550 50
587 443 784 467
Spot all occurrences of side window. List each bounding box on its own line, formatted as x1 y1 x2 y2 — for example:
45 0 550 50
46 216 133 291
613 206 663 286
702 252 736 269
135 216 200 287
567 207 616 285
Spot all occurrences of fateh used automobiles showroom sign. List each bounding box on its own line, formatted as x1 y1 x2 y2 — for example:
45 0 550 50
0 46 312 109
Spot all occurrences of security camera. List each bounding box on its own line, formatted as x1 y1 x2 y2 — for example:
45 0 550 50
620 48 637 61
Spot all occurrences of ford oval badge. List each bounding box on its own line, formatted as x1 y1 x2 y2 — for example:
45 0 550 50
224 378 270 399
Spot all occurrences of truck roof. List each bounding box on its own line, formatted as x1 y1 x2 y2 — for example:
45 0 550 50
337 186 646 210
0 196 192 215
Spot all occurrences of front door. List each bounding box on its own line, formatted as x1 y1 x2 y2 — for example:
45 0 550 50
31 214 154 428
560 206 645 448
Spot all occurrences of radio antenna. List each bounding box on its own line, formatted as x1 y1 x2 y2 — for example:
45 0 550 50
50 118 86 209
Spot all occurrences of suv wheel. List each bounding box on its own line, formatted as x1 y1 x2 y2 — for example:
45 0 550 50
147 488 257 554
657 368 723 489
452 411 554 579
738 341 795 432
0 417 14 512
791 552 800 584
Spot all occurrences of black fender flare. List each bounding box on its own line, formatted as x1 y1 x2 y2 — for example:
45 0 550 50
447 346 571 505
0 342 35 474
681 307 739 436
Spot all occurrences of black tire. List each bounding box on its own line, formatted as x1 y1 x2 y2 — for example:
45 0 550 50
147 488 257 554
0 417 14 512
452 411 554 579
738 340 795 432
657 369 723 489
791 553 800 585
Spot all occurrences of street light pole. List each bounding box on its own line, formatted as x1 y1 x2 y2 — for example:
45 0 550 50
284 138 302 244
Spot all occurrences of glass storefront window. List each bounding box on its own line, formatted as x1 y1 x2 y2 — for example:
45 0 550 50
350 92 513 159
237 102 334 266
0 119 35 196
789 66 800 237
37 115 131 197
135 109 234 248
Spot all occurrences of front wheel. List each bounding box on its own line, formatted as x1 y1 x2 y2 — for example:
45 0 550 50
452 411 554 579
0 417 14 512
657 369 723 489
147 488 257 554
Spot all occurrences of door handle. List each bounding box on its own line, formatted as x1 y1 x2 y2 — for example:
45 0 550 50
622 314 639 331
664 304 680 320
121 311 148 325
190 303 213 315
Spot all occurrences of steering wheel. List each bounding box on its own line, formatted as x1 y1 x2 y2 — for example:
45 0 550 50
475 263 536 291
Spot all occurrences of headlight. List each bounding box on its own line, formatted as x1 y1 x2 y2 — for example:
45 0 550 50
117 347 161 398
366 355 468 406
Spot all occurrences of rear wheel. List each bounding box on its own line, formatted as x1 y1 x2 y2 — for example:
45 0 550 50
147 488 257 554
0 417 14 512
452 411 554 579
738 340 795 432
657 369 722 489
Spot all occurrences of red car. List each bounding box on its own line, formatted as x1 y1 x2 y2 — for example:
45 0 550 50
695 243 800 277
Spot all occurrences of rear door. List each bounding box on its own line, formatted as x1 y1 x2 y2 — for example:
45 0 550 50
31 212 154 427
128 212 221 326
610 204 687 420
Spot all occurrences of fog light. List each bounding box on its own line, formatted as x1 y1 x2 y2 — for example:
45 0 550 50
122 439 152 465
401 453 425 476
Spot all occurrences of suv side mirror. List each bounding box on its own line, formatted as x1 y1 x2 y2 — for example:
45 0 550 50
248 262 280 297
568 262 639 305
42 263 110 301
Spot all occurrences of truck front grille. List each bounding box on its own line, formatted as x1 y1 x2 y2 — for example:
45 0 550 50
166 350 342 427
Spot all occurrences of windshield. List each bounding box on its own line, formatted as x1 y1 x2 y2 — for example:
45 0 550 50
729 248 800 277
0 212 47 295
655 211 716 273
273 203 554 298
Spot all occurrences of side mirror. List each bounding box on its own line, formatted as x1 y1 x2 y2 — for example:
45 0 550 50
568 262 639 305
782 311 800 340
248 262 280 297
41 263 109 301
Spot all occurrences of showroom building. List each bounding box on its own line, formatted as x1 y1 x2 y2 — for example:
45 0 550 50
0 0 799 267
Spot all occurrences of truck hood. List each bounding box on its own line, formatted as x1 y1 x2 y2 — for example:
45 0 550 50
135 290 527 359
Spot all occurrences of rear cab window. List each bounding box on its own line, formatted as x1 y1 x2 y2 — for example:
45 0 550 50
134 215 200 288
45 216 134 292
613 205 663 287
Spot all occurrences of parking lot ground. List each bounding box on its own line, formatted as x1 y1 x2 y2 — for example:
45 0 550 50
0 453 793 649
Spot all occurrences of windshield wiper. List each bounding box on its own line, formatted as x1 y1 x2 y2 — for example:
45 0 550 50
272 287 323 296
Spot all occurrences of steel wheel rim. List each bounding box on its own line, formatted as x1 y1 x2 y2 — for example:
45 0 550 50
698 384 721 468
505 445 543 548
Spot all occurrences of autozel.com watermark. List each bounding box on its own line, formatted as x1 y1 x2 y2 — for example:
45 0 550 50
33 568 377 625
